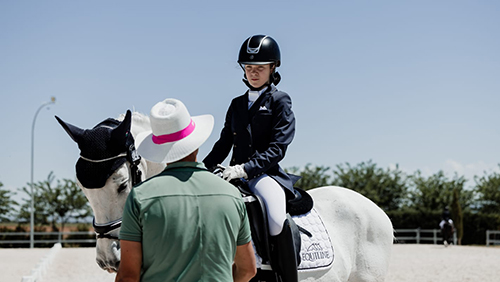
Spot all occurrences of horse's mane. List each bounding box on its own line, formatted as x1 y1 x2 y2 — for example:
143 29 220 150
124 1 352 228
117 111 151 138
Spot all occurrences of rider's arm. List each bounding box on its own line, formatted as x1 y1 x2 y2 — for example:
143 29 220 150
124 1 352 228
233 241 257 282
115 240 142 282
203 100 235 170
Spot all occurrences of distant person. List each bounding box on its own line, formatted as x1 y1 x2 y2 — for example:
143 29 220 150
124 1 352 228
115 98 256 282
441 206 451 221
203 34 299 281
439 207 454 246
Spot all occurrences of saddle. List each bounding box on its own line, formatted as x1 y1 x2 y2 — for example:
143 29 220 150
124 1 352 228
212 167 333 280
232 178 314 277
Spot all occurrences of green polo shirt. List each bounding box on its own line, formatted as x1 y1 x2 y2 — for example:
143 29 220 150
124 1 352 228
120 162 251 282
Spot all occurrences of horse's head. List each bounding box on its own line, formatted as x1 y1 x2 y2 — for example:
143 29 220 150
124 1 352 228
56 110 164 273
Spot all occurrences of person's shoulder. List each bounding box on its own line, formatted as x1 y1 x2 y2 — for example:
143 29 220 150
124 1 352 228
131 176 155 193
270 88 291 101
270 89 292 110
227 92 248 109
232 92 248 103
129 174 168 200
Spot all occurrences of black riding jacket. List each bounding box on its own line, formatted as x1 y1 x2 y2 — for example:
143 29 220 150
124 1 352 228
203 85 295 193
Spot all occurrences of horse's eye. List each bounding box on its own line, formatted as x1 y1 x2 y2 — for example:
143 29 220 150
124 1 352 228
118 183 127 193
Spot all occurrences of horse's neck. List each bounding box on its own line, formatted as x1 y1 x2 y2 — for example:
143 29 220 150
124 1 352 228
143 159 166 179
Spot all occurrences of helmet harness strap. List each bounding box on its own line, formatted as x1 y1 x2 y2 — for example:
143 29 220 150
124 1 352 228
240 63 281 91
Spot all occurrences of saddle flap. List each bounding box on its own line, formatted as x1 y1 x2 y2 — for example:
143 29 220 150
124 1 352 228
243 194 272 263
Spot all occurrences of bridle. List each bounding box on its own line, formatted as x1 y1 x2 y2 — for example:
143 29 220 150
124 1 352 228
93 217 123 240
84 141 143 240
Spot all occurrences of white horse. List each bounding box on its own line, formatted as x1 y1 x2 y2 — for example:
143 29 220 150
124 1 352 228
56 111 165 272
57 111 394 281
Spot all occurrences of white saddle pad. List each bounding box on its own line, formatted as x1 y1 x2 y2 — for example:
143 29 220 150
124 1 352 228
254 208 334 272
294 208 334 271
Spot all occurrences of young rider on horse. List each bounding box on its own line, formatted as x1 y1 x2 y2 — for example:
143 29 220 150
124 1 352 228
204 34 298 282
439 207 454 228
439 207 454 245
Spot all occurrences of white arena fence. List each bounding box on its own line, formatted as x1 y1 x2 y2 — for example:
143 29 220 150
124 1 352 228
486 230 500 246
0 231 96 247
1 230 499 246
394 228 458 245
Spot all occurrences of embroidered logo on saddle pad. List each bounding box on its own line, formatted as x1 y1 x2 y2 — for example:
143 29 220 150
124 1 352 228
293 208 334 271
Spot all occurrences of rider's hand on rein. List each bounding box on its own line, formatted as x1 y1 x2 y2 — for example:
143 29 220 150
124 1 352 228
222 164 248 181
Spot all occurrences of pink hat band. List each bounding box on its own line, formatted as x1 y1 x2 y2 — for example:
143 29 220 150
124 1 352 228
136 98 214 163
152 119 195 144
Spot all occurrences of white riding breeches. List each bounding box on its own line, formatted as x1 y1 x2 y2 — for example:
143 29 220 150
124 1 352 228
248 174 286 236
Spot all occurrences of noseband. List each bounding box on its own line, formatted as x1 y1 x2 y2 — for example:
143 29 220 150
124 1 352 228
84 144 143 240
93 217 122 240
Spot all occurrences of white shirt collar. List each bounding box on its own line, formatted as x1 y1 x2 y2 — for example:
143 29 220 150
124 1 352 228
248 86 268 103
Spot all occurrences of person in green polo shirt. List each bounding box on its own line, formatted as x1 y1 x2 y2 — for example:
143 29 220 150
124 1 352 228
115 98 256 282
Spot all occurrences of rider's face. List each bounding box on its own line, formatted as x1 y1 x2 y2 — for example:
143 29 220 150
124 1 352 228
244 64 273 88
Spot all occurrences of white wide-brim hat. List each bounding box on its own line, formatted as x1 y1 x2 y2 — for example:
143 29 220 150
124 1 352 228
136 98 214 163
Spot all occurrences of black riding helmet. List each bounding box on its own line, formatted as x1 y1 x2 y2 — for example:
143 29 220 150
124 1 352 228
238 35 282 88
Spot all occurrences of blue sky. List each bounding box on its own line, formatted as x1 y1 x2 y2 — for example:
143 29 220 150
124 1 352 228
1 1 499 202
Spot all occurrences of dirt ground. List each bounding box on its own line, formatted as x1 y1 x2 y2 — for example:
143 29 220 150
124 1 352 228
0 247 115 282
0 248 50 282
42 248 115 282
3 244 500 282
386 244 500 282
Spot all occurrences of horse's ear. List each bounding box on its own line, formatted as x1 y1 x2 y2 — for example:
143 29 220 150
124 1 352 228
55 116 84 143
111 110 132 144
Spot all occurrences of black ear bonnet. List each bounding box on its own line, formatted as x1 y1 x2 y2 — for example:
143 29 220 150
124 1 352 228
56 110 139 188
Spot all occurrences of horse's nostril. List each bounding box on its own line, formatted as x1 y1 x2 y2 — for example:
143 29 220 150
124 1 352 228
96 259 106 269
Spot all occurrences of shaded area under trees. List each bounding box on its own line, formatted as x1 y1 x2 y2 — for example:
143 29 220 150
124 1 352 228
287 160 500 245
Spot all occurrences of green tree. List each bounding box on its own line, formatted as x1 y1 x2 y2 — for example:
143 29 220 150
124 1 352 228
474 166 500 214
18 172 91 231
0 182 18 222
408 170 473 213
330 160 408 211
286 164 331 191
451 188 464 244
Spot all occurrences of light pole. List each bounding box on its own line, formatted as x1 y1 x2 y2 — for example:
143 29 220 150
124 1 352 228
30 97 56 248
